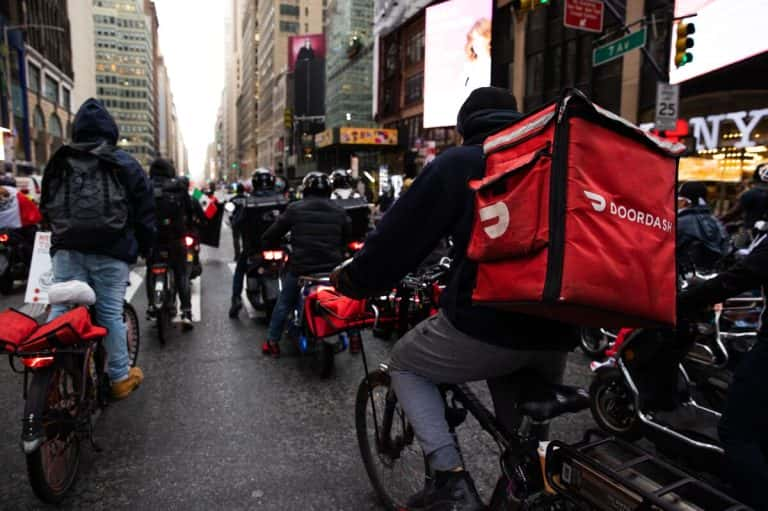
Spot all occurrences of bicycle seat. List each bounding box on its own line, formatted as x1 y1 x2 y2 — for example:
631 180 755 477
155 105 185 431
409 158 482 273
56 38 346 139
518 382 590 422
48 281 96 306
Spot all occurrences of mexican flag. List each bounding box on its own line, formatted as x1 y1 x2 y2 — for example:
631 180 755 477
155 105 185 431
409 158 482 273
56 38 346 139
192 188 218 219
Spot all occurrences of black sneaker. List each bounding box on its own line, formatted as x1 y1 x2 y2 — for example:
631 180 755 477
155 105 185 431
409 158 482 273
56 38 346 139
181 312 194 332
406 470 485 511
229 297 242 318
146 305 157 321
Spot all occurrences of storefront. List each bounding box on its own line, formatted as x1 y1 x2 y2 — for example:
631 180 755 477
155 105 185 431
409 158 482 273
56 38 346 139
315 126 401 174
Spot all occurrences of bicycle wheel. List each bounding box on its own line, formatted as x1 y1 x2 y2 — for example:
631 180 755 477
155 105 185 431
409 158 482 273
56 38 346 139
355 370 425 510
314 341 334 379
157 307 169 345
25 364 82 504
123 302 140 367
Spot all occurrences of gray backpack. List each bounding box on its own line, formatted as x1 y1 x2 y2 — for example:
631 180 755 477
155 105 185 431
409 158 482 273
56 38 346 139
44 147 129 247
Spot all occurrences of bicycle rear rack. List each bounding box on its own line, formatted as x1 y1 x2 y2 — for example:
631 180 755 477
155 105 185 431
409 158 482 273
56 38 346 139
545 432 751 511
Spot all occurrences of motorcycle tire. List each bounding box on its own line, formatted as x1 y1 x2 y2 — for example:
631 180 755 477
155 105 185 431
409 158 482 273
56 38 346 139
0 271 13 295
589 367 642 441
314 341 335 379
25 365 82 504
157 307 169 345
580 328 610 359
123 302 140 367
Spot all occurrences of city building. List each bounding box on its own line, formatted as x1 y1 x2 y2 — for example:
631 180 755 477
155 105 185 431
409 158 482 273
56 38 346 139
93 0 158 168
1 0 74 173
237 0 258 176
156 55 177 163
67 0 97 110
255 0 324 173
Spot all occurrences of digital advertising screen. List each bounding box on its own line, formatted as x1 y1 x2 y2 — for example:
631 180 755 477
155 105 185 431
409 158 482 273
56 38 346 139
288 34 326 72
670 0 768 84
423 0 493 128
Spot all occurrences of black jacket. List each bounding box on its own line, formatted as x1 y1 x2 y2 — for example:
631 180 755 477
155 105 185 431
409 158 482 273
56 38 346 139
342 109 578 350
741 185 768 227
262 196 350 275
677 206 729 273
680 234 768 337
41 99 155 263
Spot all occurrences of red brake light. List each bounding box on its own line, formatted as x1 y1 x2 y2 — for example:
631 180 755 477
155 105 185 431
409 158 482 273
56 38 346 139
348 241 364 251
151 267 167 275
22 356 54 369
262 250 284 261
184 235 195 248
0 234 8 243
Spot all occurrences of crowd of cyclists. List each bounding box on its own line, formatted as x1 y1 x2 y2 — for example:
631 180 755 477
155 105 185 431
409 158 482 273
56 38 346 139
1 89 767 509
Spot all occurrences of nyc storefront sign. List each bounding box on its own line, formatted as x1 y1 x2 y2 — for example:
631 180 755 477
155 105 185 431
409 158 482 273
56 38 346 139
340 127 398 146
688 108 768 151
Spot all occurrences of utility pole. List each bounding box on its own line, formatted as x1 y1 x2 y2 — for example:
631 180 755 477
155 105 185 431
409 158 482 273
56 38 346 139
2 24 66 175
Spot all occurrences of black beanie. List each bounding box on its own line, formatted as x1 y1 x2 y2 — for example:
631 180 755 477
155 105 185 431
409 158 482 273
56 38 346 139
457 87 518 136
678 181 707 203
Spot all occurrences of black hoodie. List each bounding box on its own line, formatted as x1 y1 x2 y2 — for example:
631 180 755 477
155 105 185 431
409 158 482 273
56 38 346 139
41 98 156 263
344 109 578 350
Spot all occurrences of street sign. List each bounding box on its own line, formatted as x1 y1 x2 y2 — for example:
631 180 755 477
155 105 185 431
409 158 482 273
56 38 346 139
564 0 604 33
655 82 680 132
592 27 647 67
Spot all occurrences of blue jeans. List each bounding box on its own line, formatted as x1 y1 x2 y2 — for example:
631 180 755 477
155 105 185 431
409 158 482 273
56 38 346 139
267 271 299 342
232 250 248 299
48 250 130 383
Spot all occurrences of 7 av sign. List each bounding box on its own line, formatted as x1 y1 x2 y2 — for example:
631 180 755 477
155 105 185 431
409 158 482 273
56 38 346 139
593 27 647 67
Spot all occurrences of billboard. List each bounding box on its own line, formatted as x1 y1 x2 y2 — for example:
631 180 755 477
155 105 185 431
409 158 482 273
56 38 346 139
288 34 326 72
670 0 768 84
340 127 398 146
423 0 493 128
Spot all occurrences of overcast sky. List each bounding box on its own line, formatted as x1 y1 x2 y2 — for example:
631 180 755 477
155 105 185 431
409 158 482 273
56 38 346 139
153 0 227 180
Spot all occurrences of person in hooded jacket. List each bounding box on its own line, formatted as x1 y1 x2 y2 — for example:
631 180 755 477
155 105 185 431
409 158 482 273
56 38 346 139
41 98 155 401
332 88 576 511
146 158 197 331
722 163 768 237
677 181 730 274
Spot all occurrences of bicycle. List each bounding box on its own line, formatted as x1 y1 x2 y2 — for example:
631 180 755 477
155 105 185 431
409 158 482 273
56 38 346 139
148 256 176 345
2 281 140 504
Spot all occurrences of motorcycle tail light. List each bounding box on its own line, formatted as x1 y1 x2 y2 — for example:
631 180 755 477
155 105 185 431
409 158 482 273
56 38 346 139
151 267 167 275
348 241 364 251
0 234 8 243
22 356 54 369
262 250 284 261
184 235 195 248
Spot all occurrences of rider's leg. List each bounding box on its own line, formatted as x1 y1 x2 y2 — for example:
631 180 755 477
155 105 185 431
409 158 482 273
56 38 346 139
389 311 569 472
144 248 158 312
87 254 130 383
48 250 89 321
172 246 192 315
266 271 299 343
230 250 248 316
718 338 768 510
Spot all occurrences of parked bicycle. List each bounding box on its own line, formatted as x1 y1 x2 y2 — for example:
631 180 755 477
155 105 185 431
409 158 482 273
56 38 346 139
1 281 139 504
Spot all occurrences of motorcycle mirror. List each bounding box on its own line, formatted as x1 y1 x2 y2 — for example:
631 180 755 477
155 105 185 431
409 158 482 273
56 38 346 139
755 220 768 232
438 257 452 270
224 202 236 214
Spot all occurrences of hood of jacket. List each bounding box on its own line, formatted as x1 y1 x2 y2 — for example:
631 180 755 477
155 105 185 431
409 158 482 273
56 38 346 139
150 158 176 179
460 109 523 146
71 98 119 145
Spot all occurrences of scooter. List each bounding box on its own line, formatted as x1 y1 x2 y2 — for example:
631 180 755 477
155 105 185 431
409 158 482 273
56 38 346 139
245 248 285 322
0 228 33 294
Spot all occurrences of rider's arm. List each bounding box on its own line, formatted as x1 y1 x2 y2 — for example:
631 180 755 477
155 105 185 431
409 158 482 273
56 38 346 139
123 158 156 257
262 206 293 245
679 238 768 313
337 152 467 298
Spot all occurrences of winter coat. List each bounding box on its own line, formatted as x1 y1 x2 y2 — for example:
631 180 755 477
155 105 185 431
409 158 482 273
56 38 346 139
677 206 730 272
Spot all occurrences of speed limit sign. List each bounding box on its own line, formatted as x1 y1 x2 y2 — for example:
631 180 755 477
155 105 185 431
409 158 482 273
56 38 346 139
655 82 680 131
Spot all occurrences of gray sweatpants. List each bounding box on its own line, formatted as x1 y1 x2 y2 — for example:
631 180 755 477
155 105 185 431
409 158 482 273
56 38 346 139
389 311 568 472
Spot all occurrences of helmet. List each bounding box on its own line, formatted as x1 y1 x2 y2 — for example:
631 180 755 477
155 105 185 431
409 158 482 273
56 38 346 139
149 158 176 179
234 182 245 195
330 169 353 190
252 168 276 192
754 163 768 183
302 172 332 197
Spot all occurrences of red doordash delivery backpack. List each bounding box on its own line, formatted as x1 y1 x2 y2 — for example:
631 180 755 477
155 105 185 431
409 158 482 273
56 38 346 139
468 90 685 327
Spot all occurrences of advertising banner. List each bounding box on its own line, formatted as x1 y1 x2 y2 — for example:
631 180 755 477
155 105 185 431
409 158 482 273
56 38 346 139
423 0 493 128
339 127 398 145
288 34 326 72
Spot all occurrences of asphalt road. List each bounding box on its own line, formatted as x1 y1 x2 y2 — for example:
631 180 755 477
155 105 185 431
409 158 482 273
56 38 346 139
0 227 594 510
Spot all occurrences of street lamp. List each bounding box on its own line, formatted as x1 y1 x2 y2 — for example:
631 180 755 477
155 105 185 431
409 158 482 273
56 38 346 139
2 24 66 175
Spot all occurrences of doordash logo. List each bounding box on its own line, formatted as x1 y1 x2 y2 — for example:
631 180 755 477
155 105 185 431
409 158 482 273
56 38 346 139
583 190 672 233
478 202 509 239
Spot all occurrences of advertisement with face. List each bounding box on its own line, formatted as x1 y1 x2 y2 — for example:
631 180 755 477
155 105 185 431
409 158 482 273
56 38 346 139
288 34 326 72
670 0 768 84
423 0 493 128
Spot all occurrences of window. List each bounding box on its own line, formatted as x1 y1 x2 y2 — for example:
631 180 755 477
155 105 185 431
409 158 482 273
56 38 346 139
33 106 45 130
405 73 423 105
405 31 424 66
280 21 299 33
28 64 41 93
43 76 59 103
279 4 299 16
62 88 71 111
48 114 63 138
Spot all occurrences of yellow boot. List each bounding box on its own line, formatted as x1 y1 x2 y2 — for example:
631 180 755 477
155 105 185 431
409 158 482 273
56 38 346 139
111 367 144 400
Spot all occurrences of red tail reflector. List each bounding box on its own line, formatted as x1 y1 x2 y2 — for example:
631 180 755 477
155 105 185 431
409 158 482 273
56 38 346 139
22 356 54 369
0 234 8 243
348 241 364 251
184 235 195 248
262 250 285 261
151 267 167 275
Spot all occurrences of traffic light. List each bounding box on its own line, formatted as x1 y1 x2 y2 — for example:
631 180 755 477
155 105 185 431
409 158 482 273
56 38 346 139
674 21 695 68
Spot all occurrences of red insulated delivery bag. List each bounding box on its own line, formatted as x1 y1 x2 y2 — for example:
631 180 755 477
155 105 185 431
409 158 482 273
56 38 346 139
468 90 684 327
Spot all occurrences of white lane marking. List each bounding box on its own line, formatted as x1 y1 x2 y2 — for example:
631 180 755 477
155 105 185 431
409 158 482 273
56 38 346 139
125 268 145 303
173 277 202 323
228 262 257 319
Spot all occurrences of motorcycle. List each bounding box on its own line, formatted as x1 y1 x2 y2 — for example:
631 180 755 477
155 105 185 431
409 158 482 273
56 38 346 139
245 247 285 322
0 228 32 294
148 252 177 345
